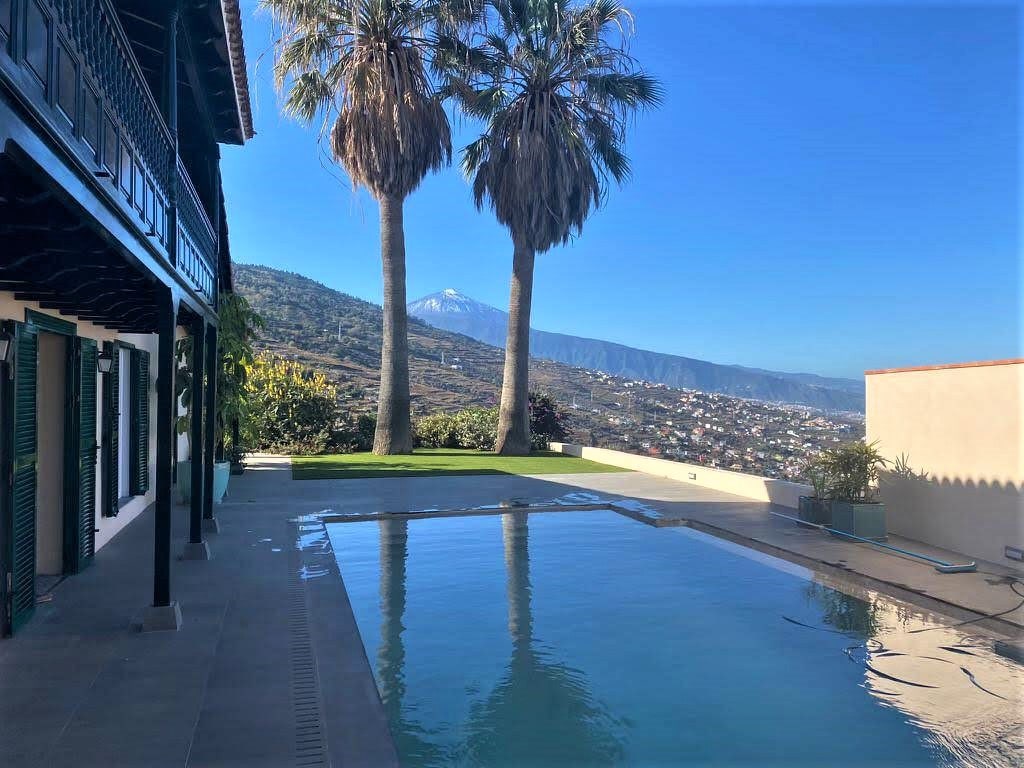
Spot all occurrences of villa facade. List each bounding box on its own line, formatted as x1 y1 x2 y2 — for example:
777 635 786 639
0 0 252 636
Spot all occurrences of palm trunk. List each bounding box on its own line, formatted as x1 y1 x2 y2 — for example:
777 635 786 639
495 235 535 455
373 194 413 454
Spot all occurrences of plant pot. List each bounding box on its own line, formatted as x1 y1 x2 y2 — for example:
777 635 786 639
176 460 231 504
212 461 230 503
177 460 191 504
797 496 830 528
829 501 887 542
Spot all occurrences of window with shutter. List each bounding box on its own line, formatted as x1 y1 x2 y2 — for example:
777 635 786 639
8 322 38 632
129 349 150 495
74 337 97 571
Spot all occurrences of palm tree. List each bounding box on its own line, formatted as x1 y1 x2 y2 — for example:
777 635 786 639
265 0 470 453
444 0 661 454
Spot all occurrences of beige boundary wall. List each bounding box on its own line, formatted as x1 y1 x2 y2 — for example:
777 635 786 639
0 295 165 553
865 359 1023 566
548 442 811 509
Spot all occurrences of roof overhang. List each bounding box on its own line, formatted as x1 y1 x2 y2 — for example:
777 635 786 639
217 0 254 143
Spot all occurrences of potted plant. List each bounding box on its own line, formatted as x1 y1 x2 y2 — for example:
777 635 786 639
175 292 263 504
798 455 832 527
824 441 889 541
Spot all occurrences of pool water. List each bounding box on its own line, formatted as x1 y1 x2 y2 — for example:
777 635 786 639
328 510 1022 767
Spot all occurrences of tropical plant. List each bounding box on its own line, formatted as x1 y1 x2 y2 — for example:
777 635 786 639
243 352 343 455
822 441 888 503
217 292 264 460
528 392 569 449
441 0 661 453
804 453 832 500
264 0 476 454
891 452 929 481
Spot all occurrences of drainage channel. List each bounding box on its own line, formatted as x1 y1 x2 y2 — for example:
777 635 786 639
289 546 329 767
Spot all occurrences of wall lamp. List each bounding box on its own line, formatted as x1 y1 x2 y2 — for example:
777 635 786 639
97 349 114 374
0 332 12 365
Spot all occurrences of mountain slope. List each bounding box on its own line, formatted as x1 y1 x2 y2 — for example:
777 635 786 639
234 264 618 416
409 289 865 412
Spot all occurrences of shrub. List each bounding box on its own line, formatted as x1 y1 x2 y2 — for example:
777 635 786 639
243 353 342 455
453 407 499 450
529 392 570 450
415 412 458 448
823 440 888 502
354 413 376 452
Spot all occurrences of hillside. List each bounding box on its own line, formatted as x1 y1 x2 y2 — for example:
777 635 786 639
233 263 607 418
409 289 865 411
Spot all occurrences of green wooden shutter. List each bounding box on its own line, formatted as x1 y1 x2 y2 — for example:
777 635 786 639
74 338 98 571
101 341 119 516
129 349 150 495
9 322 38 632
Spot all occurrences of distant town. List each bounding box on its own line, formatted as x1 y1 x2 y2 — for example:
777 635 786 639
564 369 865 482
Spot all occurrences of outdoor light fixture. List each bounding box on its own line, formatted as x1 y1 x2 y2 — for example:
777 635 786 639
0 333 11 365
97 349 113 374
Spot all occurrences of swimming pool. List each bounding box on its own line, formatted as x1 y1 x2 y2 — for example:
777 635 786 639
327 509 1022 767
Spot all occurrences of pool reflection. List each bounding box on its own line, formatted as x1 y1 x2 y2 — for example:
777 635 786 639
375 512 626 766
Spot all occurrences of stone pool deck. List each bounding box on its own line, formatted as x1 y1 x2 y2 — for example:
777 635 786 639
1 455 1020 767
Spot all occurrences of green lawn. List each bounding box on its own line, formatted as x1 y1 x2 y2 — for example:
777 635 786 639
291 448 626 480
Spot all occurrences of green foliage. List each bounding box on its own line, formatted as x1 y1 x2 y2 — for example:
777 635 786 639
354 413 377 451
822 440 888 503
173 292 264 461
528 392 569 450
891 452 929 481
453 407 499 450
218 292 265 456
415 412 459 448
415 395 568 451
442 0 661 252
243 352 343 455
804 453 833 500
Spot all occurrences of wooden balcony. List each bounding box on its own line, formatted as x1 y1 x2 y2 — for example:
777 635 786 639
0 0 218 307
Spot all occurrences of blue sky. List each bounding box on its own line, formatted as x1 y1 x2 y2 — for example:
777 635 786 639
222 0 1019 380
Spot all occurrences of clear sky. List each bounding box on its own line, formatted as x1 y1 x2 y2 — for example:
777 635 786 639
221 0 1019 380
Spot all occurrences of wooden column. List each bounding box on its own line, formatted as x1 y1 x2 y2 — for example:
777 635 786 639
142 290 183 630
151 292 176 608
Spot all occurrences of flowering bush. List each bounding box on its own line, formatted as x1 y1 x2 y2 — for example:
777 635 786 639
529 392 570 450
242 353 342 454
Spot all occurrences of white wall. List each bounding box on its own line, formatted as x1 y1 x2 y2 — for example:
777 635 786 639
548 442 811 508
0 295 160 553
866 360 1024 566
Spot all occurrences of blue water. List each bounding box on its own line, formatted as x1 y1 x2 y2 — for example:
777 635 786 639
328 510 1022 767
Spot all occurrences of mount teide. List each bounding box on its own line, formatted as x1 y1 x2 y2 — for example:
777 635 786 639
408 289 864 412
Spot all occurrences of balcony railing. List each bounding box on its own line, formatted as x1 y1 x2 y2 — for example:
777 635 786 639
0 0 218 306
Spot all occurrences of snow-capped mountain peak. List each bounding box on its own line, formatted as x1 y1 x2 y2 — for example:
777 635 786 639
408 289 504 317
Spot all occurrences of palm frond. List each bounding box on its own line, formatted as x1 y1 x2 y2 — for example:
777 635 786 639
262 0 463 200
444 0 661 251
